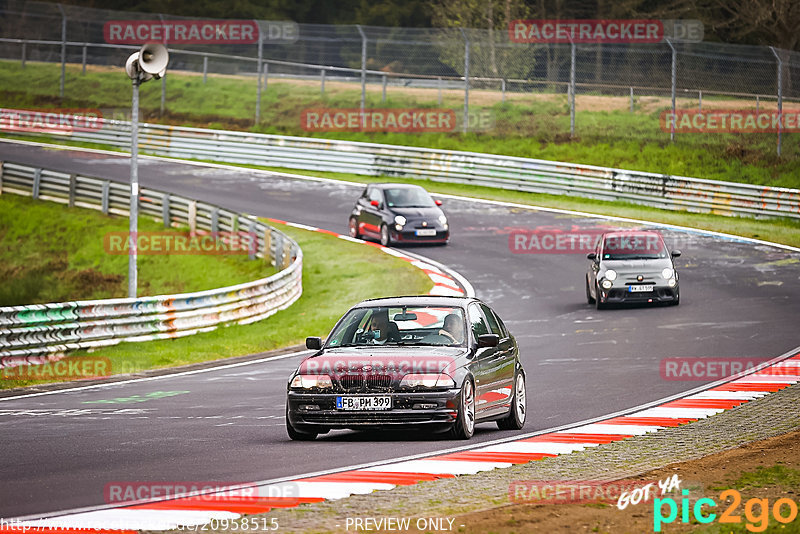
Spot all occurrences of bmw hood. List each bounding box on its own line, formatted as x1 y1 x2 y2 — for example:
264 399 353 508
298 346 466 376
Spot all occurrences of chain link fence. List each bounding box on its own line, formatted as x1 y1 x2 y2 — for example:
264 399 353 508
0 0 798 157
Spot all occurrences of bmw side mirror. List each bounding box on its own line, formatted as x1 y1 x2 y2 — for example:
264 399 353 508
671 250 682 258
477 333 499 348
305 337 322 350
587 252 597 261
435 199 443 206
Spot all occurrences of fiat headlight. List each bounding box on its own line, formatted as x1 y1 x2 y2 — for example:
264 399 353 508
394 215 406 226
438 215 447 225
604 269 617 281
661 268 674 280
601 279 613 289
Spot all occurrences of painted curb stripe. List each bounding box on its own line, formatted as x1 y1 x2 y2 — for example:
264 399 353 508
12 356 800 533
435 451 558 464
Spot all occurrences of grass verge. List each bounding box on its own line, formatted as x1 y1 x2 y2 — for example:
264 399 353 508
0 221 433 390
0 193 271 305
1 60 798 187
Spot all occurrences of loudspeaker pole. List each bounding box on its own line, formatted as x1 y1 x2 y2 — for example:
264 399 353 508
128 77 139 298
124 43 168 299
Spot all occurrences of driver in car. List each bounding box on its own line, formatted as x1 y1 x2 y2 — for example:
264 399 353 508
367 311 400 344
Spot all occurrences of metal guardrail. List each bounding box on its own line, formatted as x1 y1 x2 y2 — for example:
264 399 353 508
4 114 798 220
0 160 303 366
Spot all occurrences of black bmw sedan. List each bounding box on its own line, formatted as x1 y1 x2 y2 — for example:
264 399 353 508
348 183 449 246
286 296 526 440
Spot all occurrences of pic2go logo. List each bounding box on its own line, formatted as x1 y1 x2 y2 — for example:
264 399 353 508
654 489 798 532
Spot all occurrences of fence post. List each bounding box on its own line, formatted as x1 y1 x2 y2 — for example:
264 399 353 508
569 41 576 138
630 87 634 112
461 28 470 134
33 168 41 199
770 47 783 157
188 201 197 235
211 207 219 233
81 44 87 75
698 90 702 111
263 62 269 93
437 77 442 106
101 181 110 214
203 55 208 84
666 38 677 143
501 78 506 103
356 25 367 129
263 228 272 264
58 3 66 99
382 74 387 102
162 193 170 227
21 41 26 68
756 95 759 113
256 29 263 125
68 173 76 207
248 220 258 261
320 68 326 94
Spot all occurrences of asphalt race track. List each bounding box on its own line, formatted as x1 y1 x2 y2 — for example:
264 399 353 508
1 140 798 519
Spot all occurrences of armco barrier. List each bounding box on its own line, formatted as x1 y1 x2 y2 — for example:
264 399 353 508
2 112 798 219
0 161 302 366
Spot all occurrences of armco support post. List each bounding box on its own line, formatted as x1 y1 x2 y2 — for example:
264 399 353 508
68 173 75 207
162 194 170 227
32 168 41 199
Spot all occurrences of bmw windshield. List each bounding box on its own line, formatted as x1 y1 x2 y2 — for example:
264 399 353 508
326 305 466 348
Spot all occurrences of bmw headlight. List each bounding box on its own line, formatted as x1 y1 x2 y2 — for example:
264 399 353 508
394 215 407 226
661 268 674 280
438 214 447 225
290 374 333 389
604 269 617 281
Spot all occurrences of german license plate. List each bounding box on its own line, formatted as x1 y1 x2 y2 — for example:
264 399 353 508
415 229 437 237
336 396 392 411
629 284 654 292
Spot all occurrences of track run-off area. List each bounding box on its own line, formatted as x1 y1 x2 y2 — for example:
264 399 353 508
0 139 798 523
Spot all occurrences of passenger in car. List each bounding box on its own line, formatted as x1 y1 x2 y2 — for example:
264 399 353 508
438 313 464 344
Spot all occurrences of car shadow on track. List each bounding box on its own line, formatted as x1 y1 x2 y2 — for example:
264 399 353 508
313 426 503 442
